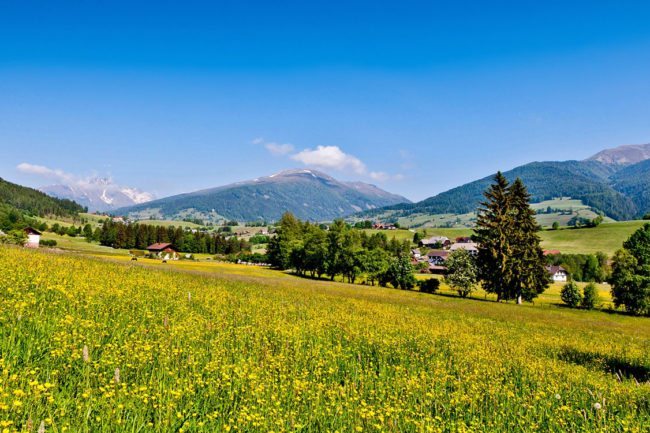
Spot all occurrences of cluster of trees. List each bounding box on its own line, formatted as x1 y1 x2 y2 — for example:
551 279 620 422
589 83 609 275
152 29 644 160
267 213 416 288
474 173 549 304
609 223 650 316
98 220 250 255
560 282 600 310
546 253 609 282
567 215 604 228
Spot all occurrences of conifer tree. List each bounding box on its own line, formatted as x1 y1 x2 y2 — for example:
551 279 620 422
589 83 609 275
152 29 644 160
474 173 548 303
473 172 512 300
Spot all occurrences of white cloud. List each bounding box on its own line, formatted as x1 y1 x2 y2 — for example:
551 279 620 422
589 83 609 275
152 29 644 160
291 145 367 174
265 142 295 155
253 137 295 155
16 163 75 183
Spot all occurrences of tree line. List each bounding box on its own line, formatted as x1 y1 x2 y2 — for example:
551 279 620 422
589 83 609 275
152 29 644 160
98 220 250 255
267 213 417 288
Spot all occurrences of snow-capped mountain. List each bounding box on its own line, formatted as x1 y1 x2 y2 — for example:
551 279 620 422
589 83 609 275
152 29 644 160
40 177 154 212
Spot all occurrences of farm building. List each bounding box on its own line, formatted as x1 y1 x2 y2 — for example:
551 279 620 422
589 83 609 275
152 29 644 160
427 249 449 265
146 243 179 261
545 265 568 282
24 227 41 248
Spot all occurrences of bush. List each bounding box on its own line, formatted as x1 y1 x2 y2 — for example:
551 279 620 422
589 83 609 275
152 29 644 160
581 283 600 310
39 239 58 247
560 281 581 308
418 278 440 294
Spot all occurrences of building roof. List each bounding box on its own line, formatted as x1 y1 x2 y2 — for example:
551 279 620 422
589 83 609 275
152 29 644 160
421 236 449 244
147 242 173 251
545 265 567 274
543 250 561 256
455 236 473 243
449 242 478 251
24 227 42 235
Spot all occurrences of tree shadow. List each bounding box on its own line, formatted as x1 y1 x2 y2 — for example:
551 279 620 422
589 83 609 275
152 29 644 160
557 346 649 382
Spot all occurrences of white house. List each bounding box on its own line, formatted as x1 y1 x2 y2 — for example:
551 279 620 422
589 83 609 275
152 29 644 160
420 236 450 248
24 227 41 248
411 248 422 259
545 265 568 283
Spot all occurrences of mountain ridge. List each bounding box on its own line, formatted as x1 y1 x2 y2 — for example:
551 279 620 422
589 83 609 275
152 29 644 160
115 169 411 222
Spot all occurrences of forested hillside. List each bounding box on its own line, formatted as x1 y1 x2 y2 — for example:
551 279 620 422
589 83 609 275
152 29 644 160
0 177 85 217
360 160 648 221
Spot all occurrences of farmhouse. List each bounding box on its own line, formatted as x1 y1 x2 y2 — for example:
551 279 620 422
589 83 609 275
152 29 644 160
373 222 397 230
455 236 473 243
411 248 422 259
146 242 179 261
24 227 41 248
545 265 568 282
427 249 449 265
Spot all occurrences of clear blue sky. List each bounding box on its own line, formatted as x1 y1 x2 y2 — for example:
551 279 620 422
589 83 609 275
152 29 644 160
2 1 650 201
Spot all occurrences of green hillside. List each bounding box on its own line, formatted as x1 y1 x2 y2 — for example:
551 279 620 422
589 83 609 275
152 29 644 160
0 177 85 217
360 159 650 222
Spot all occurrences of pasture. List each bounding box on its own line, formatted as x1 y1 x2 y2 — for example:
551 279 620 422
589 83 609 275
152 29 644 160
0 246 648 432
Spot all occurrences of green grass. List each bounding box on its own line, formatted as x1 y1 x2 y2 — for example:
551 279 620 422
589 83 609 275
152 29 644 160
539 220 647 255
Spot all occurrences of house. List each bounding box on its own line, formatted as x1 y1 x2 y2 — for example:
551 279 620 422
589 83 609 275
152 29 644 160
455 236 473 243
24 227 41 248
427 249 449 265
146 243 179 261
545 265 568 282
449 242 478 255
428 264 447 274
420 236 451 248
543 250 561 256
411 248 422 259
373 222 397 230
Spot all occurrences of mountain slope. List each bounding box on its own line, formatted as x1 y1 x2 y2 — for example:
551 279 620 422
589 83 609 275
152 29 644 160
586 143 650 165
359 160 638 221
610 159 650 216
40 177 154 212
116 169 410 222
0 177 85 216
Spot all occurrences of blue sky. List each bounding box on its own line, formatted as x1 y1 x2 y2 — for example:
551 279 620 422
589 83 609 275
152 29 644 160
2 1 650 201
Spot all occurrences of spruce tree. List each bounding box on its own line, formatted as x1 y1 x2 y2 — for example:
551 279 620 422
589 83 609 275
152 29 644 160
473 172 512 300
474 173 548 303
507 178 549 303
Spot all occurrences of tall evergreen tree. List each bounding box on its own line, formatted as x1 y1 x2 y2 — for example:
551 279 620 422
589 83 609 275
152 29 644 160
473 172 513 301
474 173 548 303
507 178 549 303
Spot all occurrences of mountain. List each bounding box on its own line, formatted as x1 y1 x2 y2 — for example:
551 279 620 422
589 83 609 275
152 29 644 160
358 144 650 223
40 177 155 212
116 169 410 222
586 143 650 165
0 177 85 217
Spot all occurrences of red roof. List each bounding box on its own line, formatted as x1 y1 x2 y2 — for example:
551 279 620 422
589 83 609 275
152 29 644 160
147 242 173 251
543 250 561 256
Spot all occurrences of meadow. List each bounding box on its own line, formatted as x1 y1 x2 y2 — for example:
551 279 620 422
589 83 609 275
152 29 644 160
0 246 648 432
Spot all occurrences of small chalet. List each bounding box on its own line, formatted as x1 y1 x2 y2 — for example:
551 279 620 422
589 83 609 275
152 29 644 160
146 243 179 261
24 227 41 248
449 242 478 255
427 249 449 265
545 265 568 282
420 236 450 248
411 248 422 259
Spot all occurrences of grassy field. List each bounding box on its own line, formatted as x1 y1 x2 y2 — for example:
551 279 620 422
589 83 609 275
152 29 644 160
539 221 647 255
1 246 648 432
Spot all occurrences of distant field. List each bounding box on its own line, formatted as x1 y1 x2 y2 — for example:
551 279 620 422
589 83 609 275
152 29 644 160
40 232 130 255
539 220 647 255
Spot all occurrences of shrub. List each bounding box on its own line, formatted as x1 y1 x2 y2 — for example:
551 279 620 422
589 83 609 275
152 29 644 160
418 278 440 294
560 281 581 308
39 239 58 247
581 283 600 310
